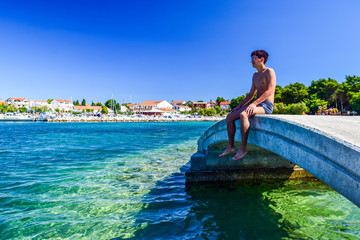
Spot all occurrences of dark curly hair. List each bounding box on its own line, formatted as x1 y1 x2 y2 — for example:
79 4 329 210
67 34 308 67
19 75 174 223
251 50 269 64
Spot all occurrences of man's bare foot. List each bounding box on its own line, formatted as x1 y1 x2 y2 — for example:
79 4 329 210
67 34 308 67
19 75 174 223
219 147 236 157
233 149 247 160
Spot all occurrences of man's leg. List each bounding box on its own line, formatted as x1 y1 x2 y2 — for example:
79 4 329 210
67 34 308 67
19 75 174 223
233 106 265 160
219 106 247 157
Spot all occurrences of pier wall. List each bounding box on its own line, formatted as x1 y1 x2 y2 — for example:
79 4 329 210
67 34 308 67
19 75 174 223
186 116 360 208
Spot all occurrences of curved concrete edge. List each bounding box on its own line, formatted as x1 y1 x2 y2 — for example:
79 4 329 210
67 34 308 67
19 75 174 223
199 118 360 181
248 128 360 207
194 117 360 208
252 116 360 176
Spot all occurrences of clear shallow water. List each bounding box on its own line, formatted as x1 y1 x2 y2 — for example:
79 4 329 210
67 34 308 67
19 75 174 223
0 122 359 239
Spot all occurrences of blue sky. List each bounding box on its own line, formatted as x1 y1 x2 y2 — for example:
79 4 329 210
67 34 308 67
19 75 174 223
1 0 359 104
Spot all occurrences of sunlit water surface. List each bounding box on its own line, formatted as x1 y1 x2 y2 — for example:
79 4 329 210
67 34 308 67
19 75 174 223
0 122 359 239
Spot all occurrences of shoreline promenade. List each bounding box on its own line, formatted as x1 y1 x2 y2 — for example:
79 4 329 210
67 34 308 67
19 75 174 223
45 115 225 122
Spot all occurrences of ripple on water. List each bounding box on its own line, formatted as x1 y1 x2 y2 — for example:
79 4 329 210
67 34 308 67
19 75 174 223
0 122 359 240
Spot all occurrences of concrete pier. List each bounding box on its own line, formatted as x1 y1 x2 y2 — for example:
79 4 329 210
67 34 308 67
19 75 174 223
186 115 360 207
186 142 316 183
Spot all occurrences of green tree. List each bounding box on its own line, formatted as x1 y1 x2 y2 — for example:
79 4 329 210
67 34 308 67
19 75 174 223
8 105 16 112
229 92 257 110
73 100 80 106
350 92 360 113
335 82 351 111
105 99 117 110
19 107 27 113
198 109 205 115
308 78 339 106
273 102 287 114
305 95 328 113
115 103 121 113
0 104 8 113
101 106 108 114
345 75 360 92
215 97 226 106
185 103 193 110
274 85 283 103
81 99 86 106
91 101 95 106
205 108 216 116
55 108 60 113
214 105 221 114
47 99 54 104
34 106 49 113
230 95 246 110
281 82 308 105
96 102 103 106
289 102 309 115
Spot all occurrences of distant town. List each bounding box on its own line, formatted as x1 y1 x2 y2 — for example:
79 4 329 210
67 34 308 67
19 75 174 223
0 98 231 117
2 76 360 118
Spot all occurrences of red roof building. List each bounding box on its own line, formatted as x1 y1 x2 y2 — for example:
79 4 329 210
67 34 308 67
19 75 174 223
220 101 231 111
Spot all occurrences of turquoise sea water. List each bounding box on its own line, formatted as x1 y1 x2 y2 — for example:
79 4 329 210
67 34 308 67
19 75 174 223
0 122 359 239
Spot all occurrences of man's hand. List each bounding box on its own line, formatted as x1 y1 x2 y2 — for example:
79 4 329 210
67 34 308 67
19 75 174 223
245 103 256 115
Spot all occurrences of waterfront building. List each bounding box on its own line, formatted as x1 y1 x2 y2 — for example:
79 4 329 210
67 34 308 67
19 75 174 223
127 104 140 112
173 105 191 112
6 97 30 108
29 100 50 109
160 108 177 116
208 100 217 108
139 100 173 111
73 104 102 113
220 101 231 111
193 102 210 109
119 105 128 113
51 99 74 112
171 100 186 106
139 100 174 115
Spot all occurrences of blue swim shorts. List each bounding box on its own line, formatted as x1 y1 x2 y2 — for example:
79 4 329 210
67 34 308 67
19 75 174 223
258 100 274 114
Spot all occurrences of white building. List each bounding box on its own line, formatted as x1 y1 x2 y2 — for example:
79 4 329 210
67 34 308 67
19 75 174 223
73 104 103 113
220 101 231 111
138 100 173 115
29 100 50 109
208 100 217 108
6 98 30 108
171 101 186 106
120 105 128 113
51 99 74 111
161 109 177 116
139 101 173 111
173 105 191 112
127 104 140 112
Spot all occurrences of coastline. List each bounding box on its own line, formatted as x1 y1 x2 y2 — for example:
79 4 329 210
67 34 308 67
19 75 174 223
45 115 225 122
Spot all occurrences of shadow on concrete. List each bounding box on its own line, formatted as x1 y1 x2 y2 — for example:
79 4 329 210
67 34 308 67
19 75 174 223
187 141 316 183
208 141 295 170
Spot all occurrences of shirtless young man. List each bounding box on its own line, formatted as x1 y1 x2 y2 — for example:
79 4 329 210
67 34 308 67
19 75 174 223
219 50 276 160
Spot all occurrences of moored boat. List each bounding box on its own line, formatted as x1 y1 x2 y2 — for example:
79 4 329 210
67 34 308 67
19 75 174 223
0 113 46 122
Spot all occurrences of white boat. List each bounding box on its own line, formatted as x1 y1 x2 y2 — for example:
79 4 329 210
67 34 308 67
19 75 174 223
0 113 46 122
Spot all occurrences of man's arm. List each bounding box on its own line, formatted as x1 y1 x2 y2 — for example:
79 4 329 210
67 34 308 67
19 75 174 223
246 69 276 115
231 83 256 113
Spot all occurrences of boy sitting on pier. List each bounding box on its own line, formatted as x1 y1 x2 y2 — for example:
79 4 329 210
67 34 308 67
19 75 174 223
220 50 276 160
